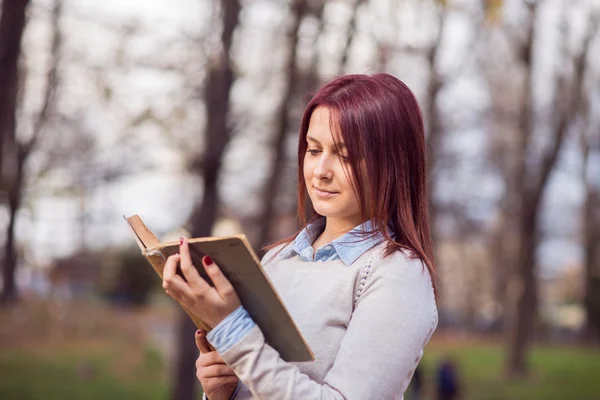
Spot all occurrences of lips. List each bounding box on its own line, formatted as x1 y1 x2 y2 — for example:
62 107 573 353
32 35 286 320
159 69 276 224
313 186 339 198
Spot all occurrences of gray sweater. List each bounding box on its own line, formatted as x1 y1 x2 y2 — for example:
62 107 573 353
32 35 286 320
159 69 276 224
210 242 438 400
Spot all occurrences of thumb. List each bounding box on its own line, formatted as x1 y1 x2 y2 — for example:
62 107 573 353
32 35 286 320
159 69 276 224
195 329 211 353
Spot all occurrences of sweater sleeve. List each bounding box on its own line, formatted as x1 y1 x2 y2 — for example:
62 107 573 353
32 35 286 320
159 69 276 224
208 253 438 400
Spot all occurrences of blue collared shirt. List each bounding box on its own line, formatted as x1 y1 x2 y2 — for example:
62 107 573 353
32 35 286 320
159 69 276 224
279 218 385 266
207 218 386 354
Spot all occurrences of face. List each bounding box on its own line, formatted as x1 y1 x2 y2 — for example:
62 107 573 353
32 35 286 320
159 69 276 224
303 106 364 228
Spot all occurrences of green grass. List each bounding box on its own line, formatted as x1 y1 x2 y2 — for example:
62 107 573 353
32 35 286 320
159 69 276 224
416 343 600 400
0 348 169 400
3 342 598 400
2 299 598 400
0 297 207 400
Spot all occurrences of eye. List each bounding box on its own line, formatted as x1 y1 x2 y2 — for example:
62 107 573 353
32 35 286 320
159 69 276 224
338 153 349 162
307 149 321 156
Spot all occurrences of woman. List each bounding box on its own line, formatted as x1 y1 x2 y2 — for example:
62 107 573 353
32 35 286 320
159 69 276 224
162 73 438 399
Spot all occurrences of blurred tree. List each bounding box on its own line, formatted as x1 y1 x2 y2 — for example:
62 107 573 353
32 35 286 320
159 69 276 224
257 0 308 250
0 0 29 304
0 0 61 305
424 0 449 308
339 0 364 75
580 56 600 345
0 0 29 178
172 1 241 399
502 3 596 377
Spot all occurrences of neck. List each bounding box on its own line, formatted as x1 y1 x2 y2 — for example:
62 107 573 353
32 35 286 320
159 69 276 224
318 216 363 244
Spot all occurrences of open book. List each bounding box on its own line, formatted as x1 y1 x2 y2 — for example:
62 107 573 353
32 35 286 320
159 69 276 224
125 214 314 362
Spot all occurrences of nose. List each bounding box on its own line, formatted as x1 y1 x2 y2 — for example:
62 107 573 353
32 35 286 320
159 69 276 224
313 153 333 180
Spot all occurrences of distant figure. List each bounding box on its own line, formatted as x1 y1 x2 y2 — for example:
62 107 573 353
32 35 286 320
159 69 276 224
411 365 423 400
436 358 460 400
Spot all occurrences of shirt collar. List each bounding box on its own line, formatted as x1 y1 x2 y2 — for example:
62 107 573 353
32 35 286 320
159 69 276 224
280 218 387 266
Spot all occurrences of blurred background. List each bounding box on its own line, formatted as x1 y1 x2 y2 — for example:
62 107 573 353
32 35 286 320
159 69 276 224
0 0 599 399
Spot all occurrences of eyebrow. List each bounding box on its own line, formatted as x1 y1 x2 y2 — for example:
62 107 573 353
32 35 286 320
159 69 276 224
307 135 347 150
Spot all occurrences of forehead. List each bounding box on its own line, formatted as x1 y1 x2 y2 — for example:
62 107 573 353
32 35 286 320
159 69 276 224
307 106 342 144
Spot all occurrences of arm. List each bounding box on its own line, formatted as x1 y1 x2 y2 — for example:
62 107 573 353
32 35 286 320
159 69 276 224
207 253 438 400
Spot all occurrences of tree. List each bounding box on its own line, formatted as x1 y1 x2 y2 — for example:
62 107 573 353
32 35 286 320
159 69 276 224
0 0 29 304
579 20 600 343
504 3 595 376
582 131 600 344
257 0 309 250
1 0 62 304
171 1 241 399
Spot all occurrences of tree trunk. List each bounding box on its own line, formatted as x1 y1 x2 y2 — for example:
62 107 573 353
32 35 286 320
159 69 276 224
1 158 23 304
424 6 447 315
0 0 30 305
0 0 29 175
506 202 538 376
257 0 306 251
171 1 240 399
580 81 600 344
0 0 62 305
503 0 538 377
505 3 593 376
583 178 600 344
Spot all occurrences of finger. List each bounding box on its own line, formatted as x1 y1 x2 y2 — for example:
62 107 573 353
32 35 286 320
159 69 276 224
202 255 236 300
162 254 181 284
162 254 187 290
199 364 237 378
179 237 212 292
195 329 211 353
198 351 228 367
199 375 239 390
162 254 194 300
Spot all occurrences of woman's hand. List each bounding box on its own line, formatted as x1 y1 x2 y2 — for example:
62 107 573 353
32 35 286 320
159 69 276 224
195 329 239 400
162 238 241 328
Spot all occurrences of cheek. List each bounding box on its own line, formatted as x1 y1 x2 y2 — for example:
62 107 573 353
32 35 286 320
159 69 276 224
303 158 313 183
339 166 361 208
338 164 354 191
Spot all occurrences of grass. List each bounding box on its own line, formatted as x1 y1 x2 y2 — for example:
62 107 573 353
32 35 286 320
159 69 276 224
0 296 176 400
0 350 167 400
415 339 600 400
2 297 599 400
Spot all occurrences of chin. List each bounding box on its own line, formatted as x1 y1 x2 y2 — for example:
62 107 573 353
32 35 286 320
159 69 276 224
312 202 344 218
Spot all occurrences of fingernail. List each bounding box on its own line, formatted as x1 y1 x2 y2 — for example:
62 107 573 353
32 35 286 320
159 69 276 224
196 329 203 336
203 255 213 265
180 237 184 245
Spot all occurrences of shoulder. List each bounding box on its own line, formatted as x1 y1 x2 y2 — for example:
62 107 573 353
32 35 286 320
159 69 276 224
259 242 293 267
360 247 436 305
367 246 431 280
354 247 438 343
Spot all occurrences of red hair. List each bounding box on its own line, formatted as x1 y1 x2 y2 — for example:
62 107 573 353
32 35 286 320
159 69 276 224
268 74 436 293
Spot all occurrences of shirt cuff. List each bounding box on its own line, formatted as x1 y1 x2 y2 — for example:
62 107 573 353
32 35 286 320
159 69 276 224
207 306 256 353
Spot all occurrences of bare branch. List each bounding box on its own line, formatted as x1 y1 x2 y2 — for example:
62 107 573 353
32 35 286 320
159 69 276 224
21 0 62 158
534 14 598 203
339 0 365 74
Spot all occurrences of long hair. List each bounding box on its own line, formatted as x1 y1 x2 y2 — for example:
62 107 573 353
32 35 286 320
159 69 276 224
268 73 436 293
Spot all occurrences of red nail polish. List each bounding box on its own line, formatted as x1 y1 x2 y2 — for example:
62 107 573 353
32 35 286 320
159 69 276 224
180 237 184 245
196 329 202 335
203 255 213 265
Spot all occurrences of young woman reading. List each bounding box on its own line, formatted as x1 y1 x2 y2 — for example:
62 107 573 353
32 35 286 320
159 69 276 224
162 73 439 399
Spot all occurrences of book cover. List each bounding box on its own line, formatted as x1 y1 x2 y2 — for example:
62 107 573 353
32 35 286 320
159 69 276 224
125 214 314 362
